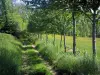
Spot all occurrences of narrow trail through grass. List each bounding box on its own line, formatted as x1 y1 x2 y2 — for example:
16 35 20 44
22 51 29 75
32 45 57 75
39 54 57 75
21 45 56 75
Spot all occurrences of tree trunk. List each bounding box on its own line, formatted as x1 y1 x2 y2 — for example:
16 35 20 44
40 34 43 40
60 34 62 47
64 32 66 52
63 22 66 52
53 33 55 46
92 10 96 56
38 33 39 39
72 11 76 55
46 32 48 44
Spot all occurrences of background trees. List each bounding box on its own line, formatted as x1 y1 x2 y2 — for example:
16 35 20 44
0 0 30 38
26 0 100 56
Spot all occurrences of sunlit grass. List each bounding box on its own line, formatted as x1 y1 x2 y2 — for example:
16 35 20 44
42 34 100 58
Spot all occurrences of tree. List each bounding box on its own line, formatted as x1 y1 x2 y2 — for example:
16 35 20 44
80 0 100 56
27 9 49 42
49 0 80 54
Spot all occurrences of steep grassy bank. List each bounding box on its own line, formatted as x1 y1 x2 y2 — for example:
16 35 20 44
0 33 22 75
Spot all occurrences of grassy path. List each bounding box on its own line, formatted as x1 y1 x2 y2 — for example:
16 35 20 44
22 52 29 75
21 45 56 75
39 55 57 75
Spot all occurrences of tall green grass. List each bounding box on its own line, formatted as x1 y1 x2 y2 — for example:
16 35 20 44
0 33 22 75
36 40 100 75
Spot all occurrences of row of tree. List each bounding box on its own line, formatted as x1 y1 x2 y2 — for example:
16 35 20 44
27 0 100 57
50 0 100 56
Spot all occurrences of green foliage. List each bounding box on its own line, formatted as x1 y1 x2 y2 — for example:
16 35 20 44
0 0 29 36
76 14 92 37
27 10 46 33
0 33 22 75
27 9 100 37
19 30 38 45
36 40 100 75
27 9 73 35
1 18 21 37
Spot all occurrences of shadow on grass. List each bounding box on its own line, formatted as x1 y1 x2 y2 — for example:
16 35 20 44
27 56 43 65
23 46 33 50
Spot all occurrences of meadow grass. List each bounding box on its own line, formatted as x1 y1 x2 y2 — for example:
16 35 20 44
42 34 100 58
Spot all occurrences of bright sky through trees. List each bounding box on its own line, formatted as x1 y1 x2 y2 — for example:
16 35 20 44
13 0 25 5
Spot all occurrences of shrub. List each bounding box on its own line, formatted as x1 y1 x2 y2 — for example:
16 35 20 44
0 19 21 38
19 30 38 45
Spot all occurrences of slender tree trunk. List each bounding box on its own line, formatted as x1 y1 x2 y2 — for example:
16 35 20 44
92 10 96 56
72 11 76 55
46 32 48 44
64 32 66 52
53 33 55 46
60 34 62 47
40 33 42 40
63 24 66 52
40 33 43 40
38 33 40 39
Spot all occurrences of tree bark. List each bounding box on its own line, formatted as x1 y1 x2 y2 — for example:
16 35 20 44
40 33 43 40
92 10 96 56
46 32 48 44
64 32 66 52
63 24 66 52
60 34 62 47
72 11 76 55
38 33 39 39
53 33 55 46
